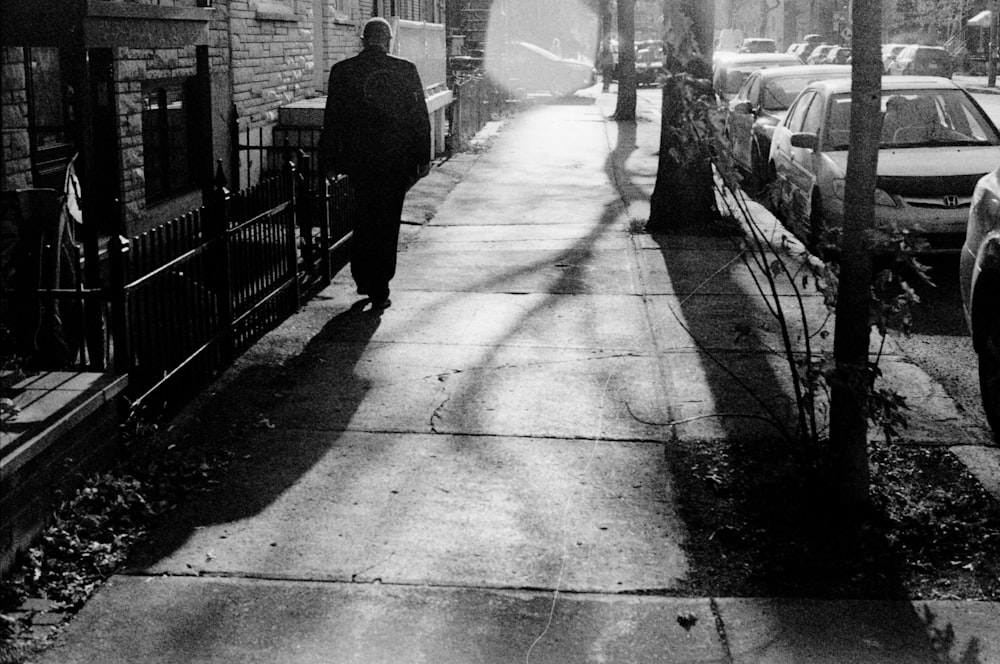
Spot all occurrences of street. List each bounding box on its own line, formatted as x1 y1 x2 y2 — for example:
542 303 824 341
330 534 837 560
636 84 996 440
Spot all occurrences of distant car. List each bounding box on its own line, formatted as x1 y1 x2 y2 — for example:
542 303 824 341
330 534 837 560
961 165 1000 435
768 76 1000 252
499 41 595 96
788 43 810 62
882 43 908 74
805 44 836 65
739 38 777 54
823 46 852 65
725 65 851 193
888 44 953 78
635 40 664 87
712 52 802 101
716 28 745 53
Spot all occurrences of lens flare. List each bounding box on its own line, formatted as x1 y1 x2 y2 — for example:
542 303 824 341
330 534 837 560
482 0 599 97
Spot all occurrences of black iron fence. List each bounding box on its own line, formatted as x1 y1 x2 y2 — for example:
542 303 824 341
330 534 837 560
448 75 508 149
115 158 355 408
2 155 354 412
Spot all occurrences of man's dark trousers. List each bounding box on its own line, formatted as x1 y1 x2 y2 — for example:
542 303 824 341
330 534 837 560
350 176 407 301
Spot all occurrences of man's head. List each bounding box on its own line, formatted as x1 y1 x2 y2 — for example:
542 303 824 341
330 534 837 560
362 17 393 52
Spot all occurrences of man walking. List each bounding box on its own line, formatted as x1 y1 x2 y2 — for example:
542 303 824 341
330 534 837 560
320 17 431 308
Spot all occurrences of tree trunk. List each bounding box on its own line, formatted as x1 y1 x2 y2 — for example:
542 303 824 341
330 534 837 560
829 0 883 512
647 0 716 230
614 0 637 120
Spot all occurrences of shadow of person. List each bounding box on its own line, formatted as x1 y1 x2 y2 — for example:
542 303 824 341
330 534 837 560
125 300 384 568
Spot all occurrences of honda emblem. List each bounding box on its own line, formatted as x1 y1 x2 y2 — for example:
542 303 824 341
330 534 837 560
943 195 959 208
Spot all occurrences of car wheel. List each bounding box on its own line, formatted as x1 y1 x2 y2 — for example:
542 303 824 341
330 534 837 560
978 303 1000 436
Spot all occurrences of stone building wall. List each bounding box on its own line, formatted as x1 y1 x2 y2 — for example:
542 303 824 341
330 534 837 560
2 47 32 190
231 0 317 128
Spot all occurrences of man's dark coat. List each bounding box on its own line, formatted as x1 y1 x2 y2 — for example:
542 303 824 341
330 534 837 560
321 48 431 180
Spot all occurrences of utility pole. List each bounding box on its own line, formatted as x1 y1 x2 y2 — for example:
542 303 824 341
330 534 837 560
990 0 998 87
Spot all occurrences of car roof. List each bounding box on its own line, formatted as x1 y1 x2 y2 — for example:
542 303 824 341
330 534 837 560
716 53 801 65
804 75 961 95
902 44 948 52
752 64 852 80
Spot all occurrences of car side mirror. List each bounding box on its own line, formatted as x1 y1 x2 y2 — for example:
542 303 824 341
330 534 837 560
732 101 753 114
790 132 820 150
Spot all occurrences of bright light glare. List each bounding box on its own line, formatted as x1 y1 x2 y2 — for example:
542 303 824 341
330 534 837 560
483 0 599 96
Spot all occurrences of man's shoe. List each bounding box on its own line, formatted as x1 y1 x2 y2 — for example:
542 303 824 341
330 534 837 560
368 286 390 308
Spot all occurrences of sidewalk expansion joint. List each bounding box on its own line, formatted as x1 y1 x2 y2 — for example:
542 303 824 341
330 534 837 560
270 424 672 446
121 571 689 598
419 352 647 381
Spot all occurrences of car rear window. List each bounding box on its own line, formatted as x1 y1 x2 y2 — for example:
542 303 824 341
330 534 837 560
761 74 837 111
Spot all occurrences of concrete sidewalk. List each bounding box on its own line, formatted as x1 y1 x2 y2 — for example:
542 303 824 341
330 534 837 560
33 88 999 663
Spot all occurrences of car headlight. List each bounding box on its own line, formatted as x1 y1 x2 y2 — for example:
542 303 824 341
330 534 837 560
972 189 1000 232
832 179 897 207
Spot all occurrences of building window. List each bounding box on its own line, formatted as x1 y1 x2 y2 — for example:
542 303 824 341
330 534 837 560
24 47 76 191
142 77 198 203
331 0 354 21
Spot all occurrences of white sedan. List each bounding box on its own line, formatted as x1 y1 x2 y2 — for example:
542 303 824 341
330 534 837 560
961 165 1000 435
768 76 1000 252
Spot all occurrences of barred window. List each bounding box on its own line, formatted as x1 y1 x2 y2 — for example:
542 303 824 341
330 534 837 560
142 77 199 203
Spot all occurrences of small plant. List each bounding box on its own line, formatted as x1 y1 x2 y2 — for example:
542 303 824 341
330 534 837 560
627 216 647 234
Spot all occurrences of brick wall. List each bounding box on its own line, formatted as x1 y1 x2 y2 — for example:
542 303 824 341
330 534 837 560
2 47 32 190
231 0 317 127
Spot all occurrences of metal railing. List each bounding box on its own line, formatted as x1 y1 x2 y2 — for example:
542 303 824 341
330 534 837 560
448 75 507 149
2 155 354 412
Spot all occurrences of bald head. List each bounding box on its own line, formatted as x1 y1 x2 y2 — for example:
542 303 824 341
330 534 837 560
362 17 393 51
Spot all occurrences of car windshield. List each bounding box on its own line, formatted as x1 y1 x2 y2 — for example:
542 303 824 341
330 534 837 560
822 89 1000 150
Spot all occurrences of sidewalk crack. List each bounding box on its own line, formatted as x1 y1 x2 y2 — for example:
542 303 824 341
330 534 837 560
428 372 457 433
710 598 735 663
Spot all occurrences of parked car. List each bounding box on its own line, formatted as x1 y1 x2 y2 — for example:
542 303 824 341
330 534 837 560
788 42 811 62
725 64 851 193
739 38 777 54
768 76 1000 251
822 46 852 64
498 41 595 96
805 44 836 65
716 28 745 53
712 52 802 101
961 165 1000 435
635 40 664 87
888 44 953 78
881 43 908 73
